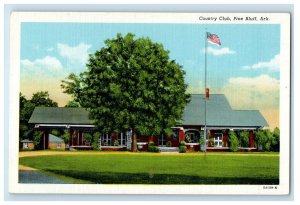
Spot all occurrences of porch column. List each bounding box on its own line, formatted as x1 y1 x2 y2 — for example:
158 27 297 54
79 131 84 145
209 130 214 147
69 129 74 147
73 131 78 146
112 132 116 145
45 129 49 149
41 129 49 150
78 131 81 146
148 136 154 143
249 130 255 148
179 128 185 143
223 129 229 147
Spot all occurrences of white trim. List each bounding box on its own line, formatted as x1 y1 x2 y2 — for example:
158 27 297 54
185 143 200 146
171 126 184 131
214 133 223 148
137 142 148 145
34 124 94 128
102 134 112 146
185 129 200 143
184 128 200 132
118 132 127 146
201 127 260 130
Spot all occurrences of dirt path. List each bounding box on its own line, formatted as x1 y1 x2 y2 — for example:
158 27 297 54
19 164 37 171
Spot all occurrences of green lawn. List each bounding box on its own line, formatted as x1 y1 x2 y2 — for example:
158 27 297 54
19 152 279 185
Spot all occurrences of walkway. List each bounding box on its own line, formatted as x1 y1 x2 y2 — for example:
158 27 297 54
19 170 69 184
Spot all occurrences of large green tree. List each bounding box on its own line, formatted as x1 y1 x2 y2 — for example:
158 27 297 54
61 33 190 151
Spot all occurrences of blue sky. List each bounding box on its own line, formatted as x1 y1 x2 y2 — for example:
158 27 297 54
20 23 280 128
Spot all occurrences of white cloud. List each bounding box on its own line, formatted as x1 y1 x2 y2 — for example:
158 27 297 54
57 43 92 66
222 74 280 128
20 56 69 107
202 47 236 56
227 74 279 92
242 54 280 72
21 56 63 72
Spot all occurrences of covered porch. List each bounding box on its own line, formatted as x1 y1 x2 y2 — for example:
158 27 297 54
29 107 95 150
182 126 259 152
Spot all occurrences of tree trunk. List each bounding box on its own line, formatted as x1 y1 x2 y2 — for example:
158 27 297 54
132 132 138 152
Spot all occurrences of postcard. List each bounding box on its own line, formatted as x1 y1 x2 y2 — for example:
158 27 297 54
9 12 290 195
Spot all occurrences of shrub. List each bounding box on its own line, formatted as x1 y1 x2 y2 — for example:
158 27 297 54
148 142 160 152
179 146 187 153
83 133 92 146
229 131 239 152
148 142 155 147
113 139 120 146
179 141 186 146
199 137 205 145
239 131 250 147
148 146 160 152
92 132 101 149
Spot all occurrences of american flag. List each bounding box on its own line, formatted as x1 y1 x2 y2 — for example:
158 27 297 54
207 32 221 46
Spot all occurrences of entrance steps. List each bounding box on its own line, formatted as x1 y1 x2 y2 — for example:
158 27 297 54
159 147 179 153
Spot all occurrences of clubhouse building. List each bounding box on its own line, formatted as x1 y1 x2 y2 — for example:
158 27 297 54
28 94 268 152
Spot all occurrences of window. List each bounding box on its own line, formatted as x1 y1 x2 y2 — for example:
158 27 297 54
172 129 179 140
185 130 200 143
118 132 127 146
158 134 167 146
24 143 29 149
57 143 61 149
214 133 223 147
102 134 112 146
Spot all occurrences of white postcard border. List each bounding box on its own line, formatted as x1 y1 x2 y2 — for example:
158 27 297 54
9 12 291 195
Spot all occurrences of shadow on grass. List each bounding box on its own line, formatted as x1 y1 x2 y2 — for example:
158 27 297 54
46 169 279 185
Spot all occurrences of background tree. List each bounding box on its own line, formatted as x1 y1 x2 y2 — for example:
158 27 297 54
61 73 86 107
61 33 190 151
61 130 70 145
264 129 273 151
255 130 266 151
19 91 58 148
30 91 58 107
19 93 35 144
272 127 280 151
65 100 81 108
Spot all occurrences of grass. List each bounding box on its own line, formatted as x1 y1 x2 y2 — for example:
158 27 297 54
19 152 279 185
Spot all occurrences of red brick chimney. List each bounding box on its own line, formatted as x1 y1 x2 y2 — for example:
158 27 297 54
205 88 210 100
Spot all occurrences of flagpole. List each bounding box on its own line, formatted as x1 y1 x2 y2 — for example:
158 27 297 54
204 30 207 156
